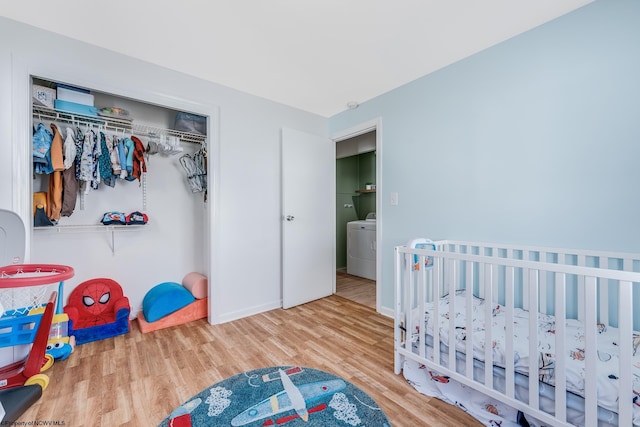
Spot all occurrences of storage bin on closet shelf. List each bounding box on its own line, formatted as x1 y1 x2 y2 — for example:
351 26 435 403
174 112 206 136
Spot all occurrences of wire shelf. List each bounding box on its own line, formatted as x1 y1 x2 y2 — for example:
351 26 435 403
32 106 206 145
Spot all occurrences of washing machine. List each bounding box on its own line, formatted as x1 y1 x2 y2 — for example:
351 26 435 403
346 213 376 280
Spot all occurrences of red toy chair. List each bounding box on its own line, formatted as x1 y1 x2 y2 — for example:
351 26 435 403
64 278 130 345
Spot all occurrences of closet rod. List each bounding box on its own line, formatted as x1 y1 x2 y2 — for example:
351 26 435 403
32 106 207 145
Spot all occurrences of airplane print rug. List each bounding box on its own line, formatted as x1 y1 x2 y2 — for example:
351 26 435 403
159 366 391 427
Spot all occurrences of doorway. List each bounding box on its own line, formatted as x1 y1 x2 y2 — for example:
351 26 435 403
332 119 381 311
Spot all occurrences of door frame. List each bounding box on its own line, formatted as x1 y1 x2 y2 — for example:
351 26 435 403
331 118 382 312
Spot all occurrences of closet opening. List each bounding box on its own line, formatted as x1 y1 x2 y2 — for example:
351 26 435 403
27 75 214 325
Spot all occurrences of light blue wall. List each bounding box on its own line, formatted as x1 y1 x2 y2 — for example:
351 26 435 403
330 0 640 311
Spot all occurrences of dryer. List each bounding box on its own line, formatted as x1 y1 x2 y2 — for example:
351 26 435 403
346 214 376 280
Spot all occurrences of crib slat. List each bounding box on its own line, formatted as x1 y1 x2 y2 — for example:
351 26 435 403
527 268 540 411
405 253 413 358
554 272 567 423
505 266 515 399
418 256 427 361
599 256 608 325
584 276 598 426
618 280 633 426
433 255 441 367
465 260 474 379
394 248 404 374
577 255 586 321
406 253 415 358
448 258 456 371
483 263 493 390
540 252 547 315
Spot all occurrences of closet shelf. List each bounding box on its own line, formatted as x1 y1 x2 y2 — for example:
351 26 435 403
34 224 145 232
34 223 146 255
32 106 206 145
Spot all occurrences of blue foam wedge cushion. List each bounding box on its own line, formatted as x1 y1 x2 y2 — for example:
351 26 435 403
142 282 195 322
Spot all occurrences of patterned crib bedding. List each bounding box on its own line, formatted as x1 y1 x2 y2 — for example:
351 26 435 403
406 290 640 426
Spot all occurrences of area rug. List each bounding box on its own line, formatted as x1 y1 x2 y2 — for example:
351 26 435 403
159 366 391 426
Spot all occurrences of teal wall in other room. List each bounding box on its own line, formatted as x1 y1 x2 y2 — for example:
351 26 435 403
336 151 376 269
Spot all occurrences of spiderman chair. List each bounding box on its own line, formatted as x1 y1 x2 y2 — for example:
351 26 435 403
64 278 131 345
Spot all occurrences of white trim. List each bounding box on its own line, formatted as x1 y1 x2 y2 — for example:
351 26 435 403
11 58 31 261
331 117 383 313
332 118 380 142
216 300 282 325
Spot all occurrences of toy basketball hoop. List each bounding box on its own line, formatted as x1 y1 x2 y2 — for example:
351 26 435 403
0 264 74 317
0 264 74 288
0 264 74 390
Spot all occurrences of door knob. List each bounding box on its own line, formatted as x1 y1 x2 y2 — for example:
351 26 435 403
286 215 295 221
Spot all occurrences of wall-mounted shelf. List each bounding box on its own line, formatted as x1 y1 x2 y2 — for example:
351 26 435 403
355 189 376 193
34 224 146 254
33 106 206 145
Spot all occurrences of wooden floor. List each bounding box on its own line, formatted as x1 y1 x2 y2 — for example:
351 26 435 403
18 296 480 426
335 270 376 308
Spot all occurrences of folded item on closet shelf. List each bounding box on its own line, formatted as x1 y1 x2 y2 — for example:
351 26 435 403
175 112 206 135
97 107 130 119
33 84 56 108
101 211 126 225
54 99 98 117
57 86 94 106
126 211 148 225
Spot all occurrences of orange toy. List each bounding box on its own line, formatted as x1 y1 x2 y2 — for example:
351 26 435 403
137 298 208 333
137 272 208 333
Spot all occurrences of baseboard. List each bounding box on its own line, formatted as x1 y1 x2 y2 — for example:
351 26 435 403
215 300 282 324
377 305 394 319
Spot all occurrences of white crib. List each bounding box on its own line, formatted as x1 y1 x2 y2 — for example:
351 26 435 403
394 240 640 427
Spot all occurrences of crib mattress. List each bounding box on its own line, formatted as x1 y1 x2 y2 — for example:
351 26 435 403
406 290 640 426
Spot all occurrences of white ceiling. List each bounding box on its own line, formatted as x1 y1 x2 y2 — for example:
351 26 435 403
1 0 593 117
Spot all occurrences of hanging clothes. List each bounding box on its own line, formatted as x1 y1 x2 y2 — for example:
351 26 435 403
90 130 101 190
78 129 99 195
33 122 53 175
60 127 79 217
74 126 84 180
128 136 147 182
98 132 115 188
62 126 76 170
78 129 94 183
179 148 206 193
122 137 134 179
46 123 65 221
120 136 128 180
110 135 122 178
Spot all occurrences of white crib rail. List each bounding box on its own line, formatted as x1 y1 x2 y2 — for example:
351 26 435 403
437 240 640 325
395 243 640 427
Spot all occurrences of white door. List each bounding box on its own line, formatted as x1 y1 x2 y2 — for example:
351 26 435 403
281 127 334 309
